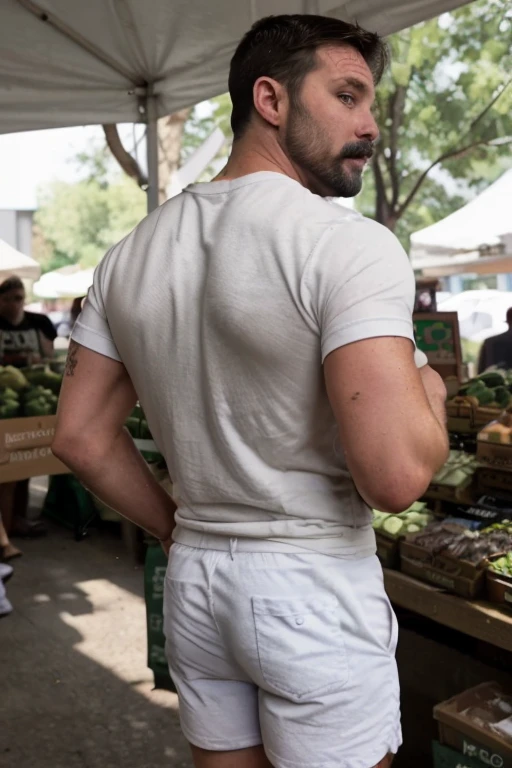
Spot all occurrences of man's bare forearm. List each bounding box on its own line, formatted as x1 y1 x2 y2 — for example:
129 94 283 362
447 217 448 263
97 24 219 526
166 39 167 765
54 429 176 541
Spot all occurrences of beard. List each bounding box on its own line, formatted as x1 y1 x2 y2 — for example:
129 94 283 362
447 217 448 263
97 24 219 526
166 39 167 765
284 99 373 198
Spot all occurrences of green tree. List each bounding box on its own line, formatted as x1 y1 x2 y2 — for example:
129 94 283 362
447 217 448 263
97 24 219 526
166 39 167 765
359 0 512 246
34 146 146 272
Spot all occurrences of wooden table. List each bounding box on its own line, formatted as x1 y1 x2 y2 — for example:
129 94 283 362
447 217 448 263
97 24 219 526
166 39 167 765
384 569 512 653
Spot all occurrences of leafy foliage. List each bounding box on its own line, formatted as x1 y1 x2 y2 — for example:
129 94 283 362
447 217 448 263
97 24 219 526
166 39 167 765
34 145 146 271
364 0 512 244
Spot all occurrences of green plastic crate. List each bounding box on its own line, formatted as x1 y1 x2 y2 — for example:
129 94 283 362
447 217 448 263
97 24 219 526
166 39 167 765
433 741 491 768
144 542 176 692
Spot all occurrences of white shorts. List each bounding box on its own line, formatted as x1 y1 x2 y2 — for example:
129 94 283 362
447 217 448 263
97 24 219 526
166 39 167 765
163 540 402 768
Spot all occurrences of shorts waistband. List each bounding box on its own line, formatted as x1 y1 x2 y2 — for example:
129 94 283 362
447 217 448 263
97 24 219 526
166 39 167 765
172 525 376 557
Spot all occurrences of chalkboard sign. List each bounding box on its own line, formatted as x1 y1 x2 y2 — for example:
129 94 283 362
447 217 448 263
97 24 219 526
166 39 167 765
413 312 463 381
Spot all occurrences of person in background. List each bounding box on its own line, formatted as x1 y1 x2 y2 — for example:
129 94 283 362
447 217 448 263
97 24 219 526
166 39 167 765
0 276 56 367
0 557 13 618
70 297 86 330
478 308 512 373
0 511 21 560
0 276 57 538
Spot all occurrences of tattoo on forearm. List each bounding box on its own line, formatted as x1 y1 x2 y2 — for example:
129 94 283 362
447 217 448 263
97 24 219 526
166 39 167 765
65 341 79 377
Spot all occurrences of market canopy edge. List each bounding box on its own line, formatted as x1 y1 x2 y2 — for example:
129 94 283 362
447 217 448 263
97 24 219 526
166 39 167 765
0 0 472 134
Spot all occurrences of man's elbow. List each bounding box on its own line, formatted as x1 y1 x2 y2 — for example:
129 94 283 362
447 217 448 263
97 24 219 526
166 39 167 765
358 465 433 515
52 429 98 472
52 432 81 470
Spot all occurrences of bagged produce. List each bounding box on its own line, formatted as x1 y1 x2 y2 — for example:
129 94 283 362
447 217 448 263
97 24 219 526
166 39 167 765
372 502 434 538
431 451 479 487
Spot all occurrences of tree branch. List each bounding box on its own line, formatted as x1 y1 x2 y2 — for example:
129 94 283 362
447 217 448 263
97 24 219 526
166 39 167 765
102 124 148 188
468 76 512 134
395 138 505 220
390 74 512 226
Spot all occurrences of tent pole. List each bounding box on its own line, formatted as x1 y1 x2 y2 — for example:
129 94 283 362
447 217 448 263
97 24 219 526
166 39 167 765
146 87 159 213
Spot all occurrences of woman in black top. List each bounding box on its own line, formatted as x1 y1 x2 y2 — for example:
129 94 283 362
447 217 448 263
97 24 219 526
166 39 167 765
0 276 56 368
0 276 57 545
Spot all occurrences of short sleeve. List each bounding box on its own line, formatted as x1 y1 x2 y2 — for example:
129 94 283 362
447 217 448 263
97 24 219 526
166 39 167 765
303 217 417 363
38 315 57 341
71 248 121 362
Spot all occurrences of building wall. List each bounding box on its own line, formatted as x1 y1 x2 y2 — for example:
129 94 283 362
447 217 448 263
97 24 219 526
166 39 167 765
0 209 17 249
0 208 34 256
16 210 33 257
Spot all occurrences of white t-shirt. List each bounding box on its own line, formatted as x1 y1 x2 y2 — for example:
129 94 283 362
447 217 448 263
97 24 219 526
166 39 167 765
73 172 424 557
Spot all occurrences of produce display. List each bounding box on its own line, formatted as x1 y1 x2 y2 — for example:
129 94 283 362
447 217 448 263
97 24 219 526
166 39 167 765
478 409 512 444
407 521 512 565
456 370 512 408
373 502 434 537
0 365 62 418
489 553 512 578
431 450 479 487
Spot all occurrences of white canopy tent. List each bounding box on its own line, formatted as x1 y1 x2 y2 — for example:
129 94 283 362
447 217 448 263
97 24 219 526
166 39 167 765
410 169 512 277
0 238 41 281
0 0 472 211
33 267 94 299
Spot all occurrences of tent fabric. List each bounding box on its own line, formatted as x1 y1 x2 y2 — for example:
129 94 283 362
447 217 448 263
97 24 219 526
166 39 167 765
410 169 512 272
0 0 471 135
33 267 94 299
0 238 41 281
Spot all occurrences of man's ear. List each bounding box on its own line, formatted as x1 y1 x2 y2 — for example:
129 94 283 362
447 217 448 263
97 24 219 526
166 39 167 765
253 76 286 128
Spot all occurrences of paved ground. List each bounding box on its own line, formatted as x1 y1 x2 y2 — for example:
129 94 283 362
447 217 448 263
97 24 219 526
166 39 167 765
0 480 193 768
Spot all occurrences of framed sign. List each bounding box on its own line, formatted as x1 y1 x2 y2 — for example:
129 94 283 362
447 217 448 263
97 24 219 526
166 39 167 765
413 312 463 381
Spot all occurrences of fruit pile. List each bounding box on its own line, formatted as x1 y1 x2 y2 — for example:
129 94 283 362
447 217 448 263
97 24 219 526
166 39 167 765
373 502 434 538
456 370 512 409
0 365 62 419
431 450 479 487
408 521 512 565
479 410 512 445
489 553 512 579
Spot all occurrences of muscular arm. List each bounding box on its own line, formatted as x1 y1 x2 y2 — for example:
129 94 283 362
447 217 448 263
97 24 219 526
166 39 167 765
53 341 176 544
324 337 449 513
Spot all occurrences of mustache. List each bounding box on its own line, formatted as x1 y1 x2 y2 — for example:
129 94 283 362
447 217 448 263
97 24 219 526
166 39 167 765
339 141 374 160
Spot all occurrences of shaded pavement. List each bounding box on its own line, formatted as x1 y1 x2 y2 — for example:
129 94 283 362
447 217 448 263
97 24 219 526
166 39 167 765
0 480 192 768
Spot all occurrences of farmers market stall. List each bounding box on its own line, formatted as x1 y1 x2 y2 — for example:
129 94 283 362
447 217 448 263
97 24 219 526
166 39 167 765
368 361 512 766
0 362 68 483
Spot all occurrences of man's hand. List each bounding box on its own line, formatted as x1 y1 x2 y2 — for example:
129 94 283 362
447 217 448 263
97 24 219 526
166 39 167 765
160 534 173 557
419 365 447 426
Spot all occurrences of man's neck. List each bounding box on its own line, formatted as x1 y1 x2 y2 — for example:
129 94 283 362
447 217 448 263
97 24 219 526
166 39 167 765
214 129 306 189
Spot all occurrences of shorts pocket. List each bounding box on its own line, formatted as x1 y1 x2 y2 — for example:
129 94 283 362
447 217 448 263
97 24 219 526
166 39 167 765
252 594 347 703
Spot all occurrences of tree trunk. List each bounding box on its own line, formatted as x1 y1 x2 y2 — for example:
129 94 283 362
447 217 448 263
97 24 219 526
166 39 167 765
372 154 396 229
157 108 191 204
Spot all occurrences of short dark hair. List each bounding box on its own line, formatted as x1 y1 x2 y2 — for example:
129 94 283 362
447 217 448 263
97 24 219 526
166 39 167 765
0 276 24 296
228 14 388 137
506 308 512 326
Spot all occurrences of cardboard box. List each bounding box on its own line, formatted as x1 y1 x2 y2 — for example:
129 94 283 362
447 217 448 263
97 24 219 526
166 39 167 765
446 397 500 435
0 415 70 483
477 439 512 471
434 682 512 768
375 532 400 569
477 468 512 499
487 559 512 610
400 539 487 598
